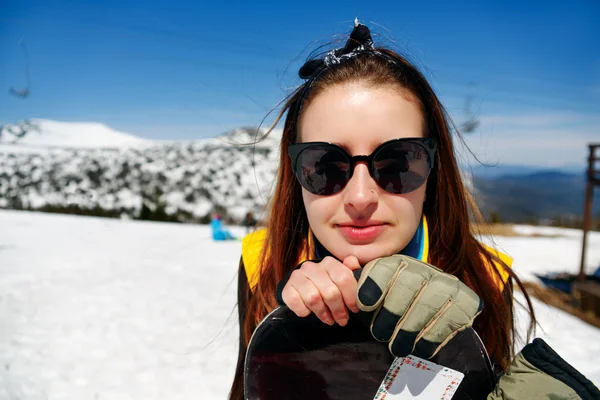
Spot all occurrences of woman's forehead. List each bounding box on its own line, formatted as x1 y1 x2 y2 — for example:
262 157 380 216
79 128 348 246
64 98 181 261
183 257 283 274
298 83 424 153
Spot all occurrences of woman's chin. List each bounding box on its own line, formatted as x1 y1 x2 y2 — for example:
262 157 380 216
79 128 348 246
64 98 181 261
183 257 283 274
337 243 400 266
322 231 409 265
355 251 387 266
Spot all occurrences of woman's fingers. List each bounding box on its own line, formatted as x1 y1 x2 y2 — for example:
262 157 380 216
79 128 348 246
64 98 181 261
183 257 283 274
280 282 311 318
284 268 335 325
302 259 350 325
330 256 360 313
281 256 361 326
343 255 361 271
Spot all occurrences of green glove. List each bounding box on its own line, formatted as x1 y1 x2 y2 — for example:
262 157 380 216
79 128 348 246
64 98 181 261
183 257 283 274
356 254 483 359
488 338 599 400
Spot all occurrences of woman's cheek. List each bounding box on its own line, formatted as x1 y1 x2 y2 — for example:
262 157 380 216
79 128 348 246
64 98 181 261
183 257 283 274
302 190 338 223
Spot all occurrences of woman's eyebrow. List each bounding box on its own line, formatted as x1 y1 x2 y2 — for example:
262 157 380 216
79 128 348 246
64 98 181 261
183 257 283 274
331 142 350 151
333 141 381 156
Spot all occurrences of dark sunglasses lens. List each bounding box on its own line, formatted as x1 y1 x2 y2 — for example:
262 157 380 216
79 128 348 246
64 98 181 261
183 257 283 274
372 141 431 194
295 145 351 195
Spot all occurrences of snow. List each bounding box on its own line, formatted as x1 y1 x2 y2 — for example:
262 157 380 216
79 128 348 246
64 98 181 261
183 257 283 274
0 209 599 400
481 226 600 282
0 119 151 149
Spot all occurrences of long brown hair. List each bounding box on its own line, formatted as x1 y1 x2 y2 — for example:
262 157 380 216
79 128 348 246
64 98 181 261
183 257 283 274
231 48 536 399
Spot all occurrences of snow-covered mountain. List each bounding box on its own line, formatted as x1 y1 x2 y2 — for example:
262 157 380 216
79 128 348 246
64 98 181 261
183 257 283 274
2 119 587 225
0 119 151 149
0 119 281 222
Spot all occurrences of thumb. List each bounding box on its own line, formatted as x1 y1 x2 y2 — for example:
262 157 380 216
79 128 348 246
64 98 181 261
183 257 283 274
343 255 361 271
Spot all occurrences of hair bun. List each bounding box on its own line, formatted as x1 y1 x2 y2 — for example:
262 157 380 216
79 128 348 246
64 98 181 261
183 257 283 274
298 19 375 80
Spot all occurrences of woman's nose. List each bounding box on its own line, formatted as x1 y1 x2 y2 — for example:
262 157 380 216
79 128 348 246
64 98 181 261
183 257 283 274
343 163 379 211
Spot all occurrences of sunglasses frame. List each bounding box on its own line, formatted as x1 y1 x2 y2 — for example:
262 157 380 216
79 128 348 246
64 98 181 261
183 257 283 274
288 137 438 194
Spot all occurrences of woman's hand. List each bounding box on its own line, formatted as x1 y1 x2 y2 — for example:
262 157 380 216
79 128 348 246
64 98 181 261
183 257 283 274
281 256 361 326
357 254 483 359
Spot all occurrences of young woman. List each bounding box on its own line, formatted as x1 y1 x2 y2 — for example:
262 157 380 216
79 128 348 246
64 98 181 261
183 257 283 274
229 20 598 400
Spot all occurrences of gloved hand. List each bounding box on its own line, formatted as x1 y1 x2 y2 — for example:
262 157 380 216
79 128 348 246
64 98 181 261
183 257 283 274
356 254 483 359
488 338 600 400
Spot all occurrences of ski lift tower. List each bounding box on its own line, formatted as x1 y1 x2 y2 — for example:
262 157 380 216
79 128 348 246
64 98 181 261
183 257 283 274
579 143 600 281
575 143 600 317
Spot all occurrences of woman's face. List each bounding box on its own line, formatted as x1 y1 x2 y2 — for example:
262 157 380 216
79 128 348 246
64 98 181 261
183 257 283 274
299 83 427 266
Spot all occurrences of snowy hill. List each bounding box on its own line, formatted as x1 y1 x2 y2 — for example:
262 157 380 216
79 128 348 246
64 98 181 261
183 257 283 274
0 120 281 222
0 119 150 149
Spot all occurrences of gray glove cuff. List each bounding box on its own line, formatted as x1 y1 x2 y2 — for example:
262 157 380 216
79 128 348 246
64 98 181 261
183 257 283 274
522 338 599 400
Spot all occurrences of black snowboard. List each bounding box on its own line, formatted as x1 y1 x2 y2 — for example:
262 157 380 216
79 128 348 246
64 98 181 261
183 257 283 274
244 306 496 400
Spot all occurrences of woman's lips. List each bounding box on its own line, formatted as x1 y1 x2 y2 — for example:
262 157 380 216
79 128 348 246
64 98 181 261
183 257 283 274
336 223 387 242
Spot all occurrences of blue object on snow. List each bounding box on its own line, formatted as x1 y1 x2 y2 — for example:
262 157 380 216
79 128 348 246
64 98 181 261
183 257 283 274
535 268 600 295
211 218 235 241
535 274 574 294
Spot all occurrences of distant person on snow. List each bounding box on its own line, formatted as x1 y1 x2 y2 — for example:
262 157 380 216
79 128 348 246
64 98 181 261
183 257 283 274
242 211 257 233
228 20 599 400
210 214 236 241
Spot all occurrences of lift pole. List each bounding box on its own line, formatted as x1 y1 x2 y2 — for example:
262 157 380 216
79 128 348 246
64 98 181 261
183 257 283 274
579 143 600 282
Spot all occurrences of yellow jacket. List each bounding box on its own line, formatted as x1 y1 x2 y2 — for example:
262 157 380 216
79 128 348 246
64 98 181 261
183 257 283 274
241 217 512 292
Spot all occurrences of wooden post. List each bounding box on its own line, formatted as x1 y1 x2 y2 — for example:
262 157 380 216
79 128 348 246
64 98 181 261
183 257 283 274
579 144 600 282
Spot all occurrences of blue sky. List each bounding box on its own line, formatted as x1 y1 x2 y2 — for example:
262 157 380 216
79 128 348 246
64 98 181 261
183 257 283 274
1 0 599 167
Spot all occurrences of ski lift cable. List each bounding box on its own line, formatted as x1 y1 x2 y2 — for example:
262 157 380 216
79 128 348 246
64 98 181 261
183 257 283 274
2 16 596 111
0 14 289 60
0 13 595 98
440 79 599 117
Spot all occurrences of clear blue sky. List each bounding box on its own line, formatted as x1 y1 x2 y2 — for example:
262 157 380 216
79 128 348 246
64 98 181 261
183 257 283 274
1 0 599 166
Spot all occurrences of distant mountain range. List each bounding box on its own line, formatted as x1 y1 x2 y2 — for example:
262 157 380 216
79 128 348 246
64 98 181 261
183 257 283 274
467 163 586 179
0 119 596 224
472 170 598 223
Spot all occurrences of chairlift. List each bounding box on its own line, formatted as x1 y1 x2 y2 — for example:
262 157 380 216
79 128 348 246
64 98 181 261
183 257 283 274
9 39 30 99
460 84 479 134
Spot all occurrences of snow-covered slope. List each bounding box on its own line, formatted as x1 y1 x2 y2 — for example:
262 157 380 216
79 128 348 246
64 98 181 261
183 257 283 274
0 120 281 222
0 119 150 149
0 210 598 399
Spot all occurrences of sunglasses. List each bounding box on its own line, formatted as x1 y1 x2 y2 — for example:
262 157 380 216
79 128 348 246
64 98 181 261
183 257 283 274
288 137 437 196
